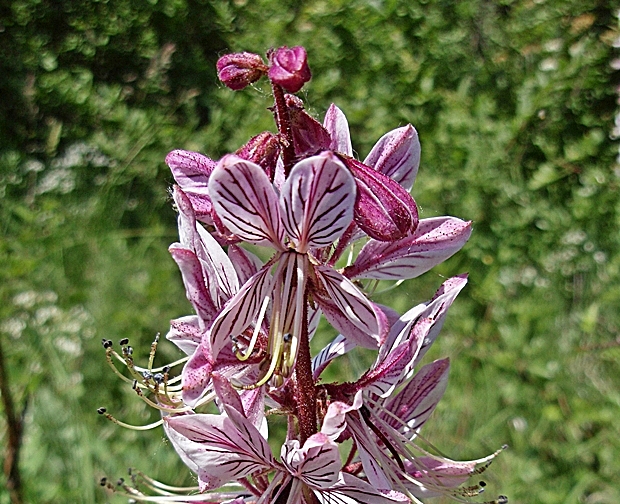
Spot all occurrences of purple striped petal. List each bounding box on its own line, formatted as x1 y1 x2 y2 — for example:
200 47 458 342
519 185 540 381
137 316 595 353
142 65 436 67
383 358 450 434
323 104 353 156
363 125 420 192
208 155 284 248
346 217 472 280
314 265 387 348
208 266 274 360
312 335 357 380
282 434 341 489
316 473 409 503
169 245 216 326
165 409 274 490
280 152 355 253
166 149 215 220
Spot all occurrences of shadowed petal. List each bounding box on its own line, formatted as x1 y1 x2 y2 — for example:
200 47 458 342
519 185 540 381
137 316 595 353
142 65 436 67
281 152 355 253
181 344 213 407
209 155 284 248
346 217 472 280
363 125 421 192
343 156 419 241
323 104 353 156
383 358 450 434
314 265 387 348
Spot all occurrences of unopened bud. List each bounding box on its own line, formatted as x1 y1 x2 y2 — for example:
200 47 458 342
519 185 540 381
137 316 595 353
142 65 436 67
235 132 280 177
217 52 266 90
268 46 311 93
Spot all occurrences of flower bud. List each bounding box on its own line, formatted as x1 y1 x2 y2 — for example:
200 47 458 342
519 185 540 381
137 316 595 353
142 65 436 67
216 52 267 90
235 132 280 178
268 46 311 93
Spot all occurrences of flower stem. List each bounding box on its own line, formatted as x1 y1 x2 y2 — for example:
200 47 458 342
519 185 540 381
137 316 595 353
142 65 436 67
294 291 317 444
271 82 296 177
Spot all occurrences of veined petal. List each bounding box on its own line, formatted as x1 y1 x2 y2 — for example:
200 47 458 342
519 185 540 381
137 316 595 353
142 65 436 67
312 334 357 380
363 125 420 192
403 457 477 498
166 149 215 220
281 152 355 253
345 217 472 280
315 473 409 504
208 266 274 360
165 409 274 490
383 358 450 434
343 156 418 241
209 155 284 248
167 315 202 356
314 265 387 348
169 245 216 326
282 433 341 489
323 103 353 156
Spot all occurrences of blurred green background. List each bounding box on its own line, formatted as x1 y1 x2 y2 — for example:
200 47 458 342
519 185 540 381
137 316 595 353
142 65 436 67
1 0 618 503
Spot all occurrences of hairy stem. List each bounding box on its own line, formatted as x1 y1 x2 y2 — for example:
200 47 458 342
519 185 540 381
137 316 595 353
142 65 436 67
271 82 296 177
294 292 317 444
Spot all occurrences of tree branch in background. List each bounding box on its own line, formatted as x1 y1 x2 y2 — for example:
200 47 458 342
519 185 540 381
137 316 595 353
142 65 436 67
0 335 24 504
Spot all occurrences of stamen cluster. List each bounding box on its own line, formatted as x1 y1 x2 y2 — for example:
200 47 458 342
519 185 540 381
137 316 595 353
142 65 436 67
100 46 507 504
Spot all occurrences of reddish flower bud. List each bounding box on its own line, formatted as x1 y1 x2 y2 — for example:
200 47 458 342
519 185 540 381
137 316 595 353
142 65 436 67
216 52 267 90
268 46 311 93
235 132 280 178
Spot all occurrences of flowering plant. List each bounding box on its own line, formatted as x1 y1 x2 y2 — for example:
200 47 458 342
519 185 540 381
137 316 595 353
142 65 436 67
100 46 507 504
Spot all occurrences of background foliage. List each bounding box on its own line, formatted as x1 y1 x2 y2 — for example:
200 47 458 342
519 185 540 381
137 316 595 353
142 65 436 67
1 1 618 503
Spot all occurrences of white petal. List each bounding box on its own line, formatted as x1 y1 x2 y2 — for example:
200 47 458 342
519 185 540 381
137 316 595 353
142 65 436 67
209 155 284 247
280 152 355 253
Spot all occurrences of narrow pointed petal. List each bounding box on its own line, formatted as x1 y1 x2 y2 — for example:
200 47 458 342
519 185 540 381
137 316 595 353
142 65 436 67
314 265 387 348
383 358 450 434
343 156 418 241
404 457 477 498
281 152 355 252
413 274 468 366
282 434 341 489
312 334 357 380
345 217 472 280
166 315 203 355
169 245 216 326
166 149 216 219
363 125 420 191
208 155 284 247
286 94 332 157
316 473 409 503
165 409 274 490
357 319 431 398
323 103 353 156
208 266 274 360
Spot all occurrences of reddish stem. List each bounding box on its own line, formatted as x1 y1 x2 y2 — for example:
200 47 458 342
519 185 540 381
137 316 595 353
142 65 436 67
271 82 296 177
294 292 317 444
